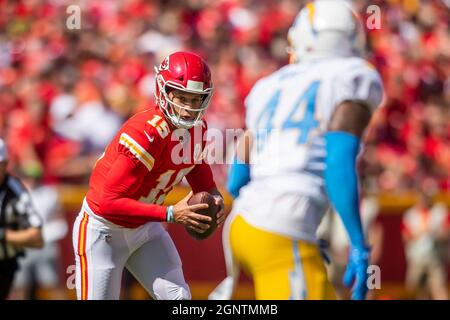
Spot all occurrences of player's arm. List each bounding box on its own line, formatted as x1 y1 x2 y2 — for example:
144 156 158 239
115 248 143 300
98 154 167 224
226 77 262 199
436 209 450 241
401 210 426 241
4 227 43 249
98 154 212 233
4 184 44 249
325 100 372 300
209 187 225 226
226 129 252 198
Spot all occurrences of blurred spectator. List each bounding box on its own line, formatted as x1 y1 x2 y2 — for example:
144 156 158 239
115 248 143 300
401 189 450 300
0 0 449 300
46 79 123 181
361 0 450 193
0 0 447 190
0 0 305 186
316 196 384 300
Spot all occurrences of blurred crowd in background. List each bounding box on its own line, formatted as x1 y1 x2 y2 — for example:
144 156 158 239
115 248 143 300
0 0 449 299
0 0 449 191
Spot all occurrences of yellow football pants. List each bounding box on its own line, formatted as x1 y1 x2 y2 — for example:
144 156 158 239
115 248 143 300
229 214 336 300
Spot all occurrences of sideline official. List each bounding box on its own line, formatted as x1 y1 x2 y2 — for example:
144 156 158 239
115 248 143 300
0 138 43 299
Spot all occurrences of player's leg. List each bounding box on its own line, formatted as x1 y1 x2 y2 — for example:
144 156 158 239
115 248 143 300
427 259 449 300
209 212 240 300
229 214 293 299
326 259 349 300
10 249 35 299
230 214 335 300
33 243 66 299
0 260 17 300
73 211 128 300
293 240 336 300
405 260 425 298
125 224 190 300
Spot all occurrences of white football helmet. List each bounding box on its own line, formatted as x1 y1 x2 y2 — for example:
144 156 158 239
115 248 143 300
287 0 366 62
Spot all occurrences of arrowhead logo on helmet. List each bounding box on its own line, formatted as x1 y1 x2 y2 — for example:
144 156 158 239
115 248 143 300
159 56 170 71
154 51 214 130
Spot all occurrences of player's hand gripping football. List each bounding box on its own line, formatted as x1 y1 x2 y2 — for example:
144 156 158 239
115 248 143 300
343 245 371 300
212 195 225 227
173 191 212 234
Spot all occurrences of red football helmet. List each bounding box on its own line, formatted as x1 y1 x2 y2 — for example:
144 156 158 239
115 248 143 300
154 51 214 129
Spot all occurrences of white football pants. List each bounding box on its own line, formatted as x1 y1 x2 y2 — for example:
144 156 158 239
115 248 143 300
72 200 190 300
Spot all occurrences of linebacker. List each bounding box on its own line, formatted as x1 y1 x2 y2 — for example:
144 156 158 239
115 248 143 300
211 0 384 300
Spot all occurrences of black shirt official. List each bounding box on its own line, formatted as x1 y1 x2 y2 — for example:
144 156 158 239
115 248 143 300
0 138 43 300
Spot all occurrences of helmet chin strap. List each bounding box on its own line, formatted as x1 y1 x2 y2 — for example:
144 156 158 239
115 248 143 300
159 85 209 129
161 97 204 129
172 117 197 130
155 76 212 129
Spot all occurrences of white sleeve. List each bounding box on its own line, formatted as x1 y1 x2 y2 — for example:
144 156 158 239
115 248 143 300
16 191 43 229
244 78 267 130
331 62 384 112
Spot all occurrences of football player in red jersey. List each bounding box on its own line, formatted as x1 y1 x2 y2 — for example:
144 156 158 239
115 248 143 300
72 52 225 300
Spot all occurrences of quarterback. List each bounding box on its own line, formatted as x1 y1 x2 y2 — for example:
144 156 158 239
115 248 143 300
210 0 383 300
72 52 224 300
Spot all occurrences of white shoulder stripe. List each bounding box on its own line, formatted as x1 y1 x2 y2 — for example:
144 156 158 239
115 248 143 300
119 133 155 171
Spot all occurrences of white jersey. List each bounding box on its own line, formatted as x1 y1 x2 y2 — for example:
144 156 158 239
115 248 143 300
233 57 383 242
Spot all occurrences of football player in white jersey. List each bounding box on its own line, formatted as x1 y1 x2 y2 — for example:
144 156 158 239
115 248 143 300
210 0 384 300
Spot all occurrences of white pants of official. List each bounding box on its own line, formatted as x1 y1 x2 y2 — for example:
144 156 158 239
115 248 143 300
72 203 190 300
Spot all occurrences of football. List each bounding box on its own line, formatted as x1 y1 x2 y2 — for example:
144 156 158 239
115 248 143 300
186 192 219 240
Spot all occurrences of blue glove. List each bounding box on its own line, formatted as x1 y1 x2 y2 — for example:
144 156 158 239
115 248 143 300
343 245 371 300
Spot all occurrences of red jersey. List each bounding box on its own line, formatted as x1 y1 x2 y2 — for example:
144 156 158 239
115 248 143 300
86 106 216 228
